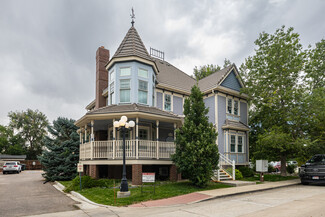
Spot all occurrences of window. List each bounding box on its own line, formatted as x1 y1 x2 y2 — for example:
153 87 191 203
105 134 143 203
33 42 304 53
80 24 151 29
164 94 171 111
152 86 155 106
120 79 130 103
138 80 148 104
139 129 148 140
238 136 243 153
120 67 131 76
234 100 239 115
110 70 115 82
230 135 236 152
138 68 148 78
119 130 130 140
110 92 114 105
227 98 232 114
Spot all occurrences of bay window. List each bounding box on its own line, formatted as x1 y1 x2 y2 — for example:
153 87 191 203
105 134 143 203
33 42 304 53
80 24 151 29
120 79 130 103
138 80 148 104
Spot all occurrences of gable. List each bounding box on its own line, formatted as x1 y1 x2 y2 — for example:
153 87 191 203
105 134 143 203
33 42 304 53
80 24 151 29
220 70 242 92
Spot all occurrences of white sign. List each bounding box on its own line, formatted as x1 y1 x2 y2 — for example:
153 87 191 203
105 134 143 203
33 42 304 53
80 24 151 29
142 173 155 183
256 160 268 172
77 163 84 172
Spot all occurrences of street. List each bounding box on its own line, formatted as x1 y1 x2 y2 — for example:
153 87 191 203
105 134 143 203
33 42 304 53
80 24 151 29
1 171 325 217
0 171 78 217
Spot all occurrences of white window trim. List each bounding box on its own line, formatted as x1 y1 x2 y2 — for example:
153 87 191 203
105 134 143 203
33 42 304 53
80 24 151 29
226 96 241 120
163 93 173 112
228 132 245 154
138 80 148 105
110 69 115 83
119 79 131 103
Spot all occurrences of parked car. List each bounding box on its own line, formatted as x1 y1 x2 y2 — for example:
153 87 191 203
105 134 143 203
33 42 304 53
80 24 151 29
3 162 21 174
300 154 325 185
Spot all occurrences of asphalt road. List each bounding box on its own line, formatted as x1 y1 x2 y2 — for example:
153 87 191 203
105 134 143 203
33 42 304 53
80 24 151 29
0 170 78 217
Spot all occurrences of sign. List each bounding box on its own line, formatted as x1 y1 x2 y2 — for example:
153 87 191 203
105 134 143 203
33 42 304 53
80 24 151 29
142 173 155 183
256 160 268 172
77 163 84 172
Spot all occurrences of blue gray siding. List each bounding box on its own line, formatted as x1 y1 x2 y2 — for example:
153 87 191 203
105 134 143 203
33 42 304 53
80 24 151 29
220 70 242 92
218 95 226 154
173 96 183 115
156 92 163 110
204 96 215 125
240 102 247 124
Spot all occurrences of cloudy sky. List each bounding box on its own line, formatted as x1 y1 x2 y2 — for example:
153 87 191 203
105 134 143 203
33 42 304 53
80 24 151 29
0 0 324 125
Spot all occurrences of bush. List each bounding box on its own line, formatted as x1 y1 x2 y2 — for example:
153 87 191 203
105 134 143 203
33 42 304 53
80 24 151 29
64 176 118 192
268 165 276 173
238 166 254 177
287 164 296 174
235 169 243 180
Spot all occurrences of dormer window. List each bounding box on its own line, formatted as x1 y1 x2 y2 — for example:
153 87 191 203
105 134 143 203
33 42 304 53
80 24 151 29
120 67 131 76
138 68 148 78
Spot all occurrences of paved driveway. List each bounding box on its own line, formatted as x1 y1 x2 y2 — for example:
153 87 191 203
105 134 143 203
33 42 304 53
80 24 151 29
0 170 78 217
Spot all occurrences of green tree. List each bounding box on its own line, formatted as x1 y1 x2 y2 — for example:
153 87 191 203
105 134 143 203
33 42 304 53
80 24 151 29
39 117 79 181
255 127 302 176
8 109 48 159
0 125 25 155
172 85 219 187
241 26 305 175
193 59 232 80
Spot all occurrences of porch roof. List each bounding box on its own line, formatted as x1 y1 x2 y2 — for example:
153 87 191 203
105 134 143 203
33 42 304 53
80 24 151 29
222 120 250 131
75 103 182 127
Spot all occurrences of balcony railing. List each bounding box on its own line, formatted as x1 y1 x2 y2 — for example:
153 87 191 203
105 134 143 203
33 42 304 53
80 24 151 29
79 140 176 160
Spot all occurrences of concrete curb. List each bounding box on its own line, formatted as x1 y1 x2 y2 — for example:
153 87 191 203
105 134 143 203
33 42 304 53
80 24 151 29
53 181 114 209
197 180 300 204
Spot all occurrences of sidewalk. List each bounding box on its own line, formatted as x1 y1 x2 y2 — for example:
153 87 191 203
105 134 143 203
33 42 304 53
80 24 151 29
128 179 300 207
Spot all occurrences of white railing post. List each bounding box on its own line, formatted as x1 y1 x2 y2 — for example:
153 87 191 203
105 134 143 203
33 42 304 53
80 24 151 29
90 121 94 159
156 120 159 159
232 160 236 180
136 117 139 159
113 119 115 159
217 162 220 182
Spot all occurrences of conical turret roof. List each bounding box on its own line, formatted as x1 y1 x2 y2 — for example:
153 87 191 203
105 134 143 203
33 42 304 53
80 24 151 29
112 26 153 62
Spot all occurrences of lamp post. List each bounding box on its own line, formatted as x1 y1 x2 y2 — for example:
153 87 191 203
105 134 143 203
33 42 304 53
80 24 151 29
114 116 135 197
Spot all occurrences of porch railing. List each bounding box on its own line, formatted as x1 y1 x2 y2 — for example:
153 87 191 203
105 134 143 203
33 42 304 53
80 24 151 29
79 140 175 160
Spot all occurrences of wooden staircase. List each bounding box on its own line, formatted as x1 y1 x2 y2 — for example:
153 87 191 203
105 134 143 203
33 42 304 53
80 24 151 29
212 169 233 181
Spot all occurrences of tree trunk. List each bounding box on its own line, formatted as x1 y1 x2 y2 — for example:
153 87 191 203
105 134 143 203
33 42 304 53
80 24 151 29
280 155 287 176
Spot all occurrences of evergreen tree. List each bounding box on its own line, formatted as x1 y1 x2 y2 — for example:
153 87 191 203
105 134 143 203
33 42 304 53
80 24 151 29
172 85 219 187
39 117 79 181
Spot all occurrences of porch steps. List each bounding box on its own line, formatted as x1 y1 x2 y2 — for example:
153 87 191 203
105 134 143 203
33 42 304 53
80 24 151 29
211 169 233 182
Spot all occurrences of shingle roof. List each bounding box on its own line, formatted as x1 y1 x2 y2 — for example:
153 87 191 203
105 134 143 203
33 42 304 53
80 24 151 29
222 119 250 131
198 64 234 92
87 103 180 119
112 27 153 62
153 58 196 93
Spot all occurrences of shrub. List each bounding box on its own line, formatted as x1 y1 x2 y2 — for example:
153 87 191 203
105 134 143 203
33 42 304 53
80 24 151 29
64 176 118 192
235 169 243 180
238 166 254 177
268 165 276 173
287 164 296 174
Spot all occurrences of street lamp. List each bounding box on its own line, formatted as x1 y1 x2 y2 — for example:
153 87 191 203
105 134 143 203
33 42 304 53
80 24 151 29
114 116 135 197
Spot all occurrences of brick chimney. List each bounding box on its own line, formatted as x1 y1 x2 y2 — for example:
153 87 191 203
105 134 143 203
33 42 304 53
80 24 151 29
95 46 110 109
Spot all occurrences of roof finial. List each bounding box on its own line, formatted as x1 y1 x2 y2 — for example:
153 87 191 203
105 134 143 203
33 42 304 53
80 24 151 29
130 7 135 27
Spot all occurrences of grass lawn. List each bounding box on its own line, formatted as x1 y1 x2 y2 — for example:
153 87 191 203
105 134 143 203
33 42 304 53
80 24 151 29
60 180 232 206
241 174 299 182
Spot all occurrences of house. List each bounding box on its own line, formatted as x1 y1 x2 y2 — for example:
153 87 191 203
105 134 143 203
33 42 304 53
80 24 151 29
75 22 249 185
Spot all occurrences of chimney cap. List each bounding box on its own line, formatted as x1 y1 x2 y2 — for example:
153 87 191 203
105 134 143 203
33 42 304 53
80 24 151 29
100 46 105 48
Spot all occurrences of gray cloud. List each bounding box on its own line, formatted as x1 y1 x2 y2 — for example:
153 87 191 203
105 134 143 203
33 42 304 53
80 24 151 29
0 0 324 125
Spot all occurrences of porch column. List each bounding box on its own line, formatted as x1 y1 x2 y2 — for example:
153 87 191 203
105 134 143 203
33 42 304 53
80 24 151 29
136 117 139 159
90 121 94 159
84 125 87 143
113 119 116 159
156 120 159 159
79 129 82 160
173 123 177 140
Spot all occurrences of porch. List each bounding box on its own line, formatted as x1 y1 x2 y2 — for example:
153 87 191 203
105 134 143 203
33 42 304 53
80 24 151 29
80 140 175 160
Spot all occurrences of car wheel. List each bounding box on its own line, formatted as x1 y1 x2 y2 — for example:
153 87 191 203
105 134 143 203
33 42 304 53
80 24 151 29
301 180 309 185
3 172 6 175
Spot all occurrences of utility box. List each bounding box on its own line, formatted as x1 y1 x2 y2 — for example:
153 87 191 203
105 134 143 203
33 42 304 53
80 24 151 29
256 160 268 172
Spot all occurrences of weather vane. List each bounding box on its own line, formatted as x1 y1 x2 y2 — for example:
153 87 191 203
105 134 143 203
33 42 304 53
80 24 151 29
130 7 135 27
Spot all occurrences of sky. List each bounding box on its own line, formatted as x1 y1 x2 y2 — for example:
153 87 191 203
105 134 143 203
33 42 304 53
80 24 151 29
0 0 324 125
